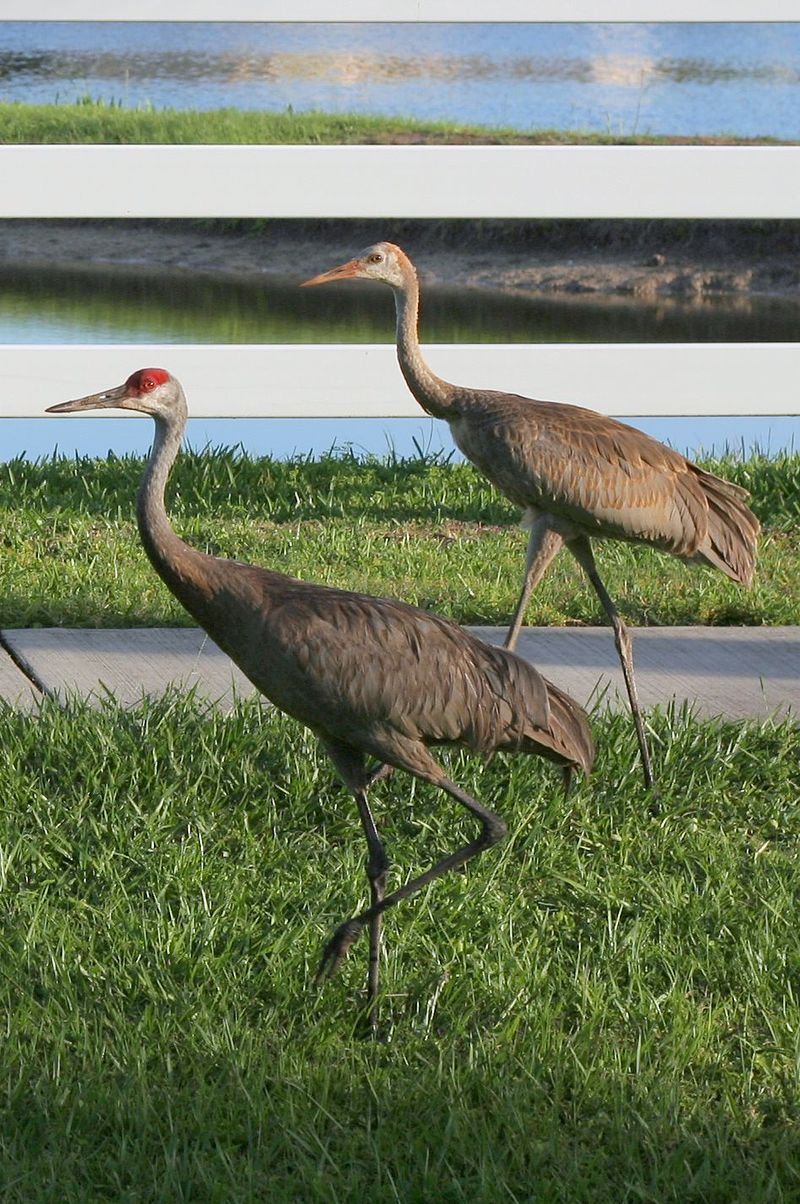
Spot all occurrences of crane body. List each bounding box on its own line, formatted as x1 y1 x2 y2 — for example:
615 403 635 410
446 391 755 580
302 243 760 789
47 368 593 1027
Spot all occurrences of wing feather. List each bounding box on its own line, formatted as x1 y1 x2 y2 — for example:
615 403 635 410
261 584 588 769
450 391 756 568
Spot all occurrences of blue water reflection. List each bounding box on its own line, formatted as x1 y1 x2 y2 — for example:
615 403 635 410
18 414 798 468
2 22 799 139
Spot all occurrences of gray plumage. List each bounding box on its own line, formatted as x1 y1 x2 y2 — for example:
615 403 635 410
448 391 758 585
47 368 593 1027
303 242 760 788
182 558 593 778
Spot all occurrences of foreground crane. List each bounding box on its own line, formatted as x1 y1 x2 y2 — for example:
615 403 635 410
47 368 593 1028
302 242 760 789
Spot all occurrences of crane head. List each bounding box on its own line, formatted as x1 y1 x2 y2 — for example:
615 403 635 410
46 368 180 417
301 241 411 290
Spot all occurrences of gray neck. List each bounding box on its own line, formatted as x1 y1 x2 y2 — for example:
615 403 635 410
136 399 206 596
393 270 455 418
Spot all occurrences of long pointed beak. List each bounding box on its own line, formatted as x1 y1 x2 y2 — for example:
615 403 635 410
46 382 128 414
300 258 362 288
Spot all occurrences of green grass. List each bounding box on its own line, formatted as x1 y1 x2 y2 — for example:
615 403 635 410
1 448 798 629
0 98 792 145
2 447 799 1197
0 695 799 1200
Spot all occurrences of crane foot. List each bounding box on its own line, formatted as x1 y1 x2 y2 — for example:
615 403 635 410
315 919 364 986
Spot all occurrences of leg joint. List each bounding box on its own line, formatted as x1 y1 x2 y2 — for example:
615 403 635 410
366 847 390 882
482 815 508 848
612 618 632 655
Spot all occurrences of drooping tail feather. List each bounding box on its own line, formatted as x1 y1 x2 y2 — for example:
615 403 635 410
480 641 594 775
542 679 595 776
695 469 760 588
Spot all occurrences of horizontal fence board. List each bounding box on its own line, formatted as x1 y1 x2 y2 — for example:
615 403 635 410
12 2 800 20
2 146 800 219
5 343 798 419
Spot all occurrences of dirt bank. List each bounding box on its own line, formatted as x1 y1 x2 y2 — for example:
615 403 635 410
1 218 799 301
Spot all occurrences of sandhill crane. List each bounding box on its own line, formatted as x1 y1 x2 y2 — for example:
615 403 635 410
302 243 760 790
47 368 593 1027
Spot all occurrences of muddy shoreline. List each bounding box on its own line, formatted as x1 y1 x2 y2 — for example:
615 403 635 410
1 218 799 302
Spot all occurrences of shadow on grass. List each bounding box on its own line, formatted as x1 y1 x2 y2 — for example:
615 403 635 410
2 1042 797 1202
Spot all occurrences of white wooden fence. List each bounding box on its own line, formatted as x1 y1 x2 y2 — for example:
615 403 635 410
5 344 799 421
2 4 798 425
8 3 800 21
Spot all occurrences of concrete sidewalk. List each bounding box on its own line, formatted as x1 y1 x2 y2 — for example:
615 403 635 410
1 626 798 720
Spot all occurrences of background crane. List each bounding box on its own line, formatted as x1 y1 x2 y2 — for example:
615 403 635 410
47 367 594 1028
302 242 760 789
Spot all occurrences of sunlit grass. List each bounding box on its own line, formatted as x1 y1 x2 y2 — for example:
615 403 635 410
0 98 792 145
1 448 797 629
0 696 798 1200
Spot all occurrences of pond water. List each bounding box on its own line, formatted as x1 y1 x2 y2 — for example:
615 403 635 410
2 22 800 140
6 261 798 463
25 410 800 468
3 261 799 346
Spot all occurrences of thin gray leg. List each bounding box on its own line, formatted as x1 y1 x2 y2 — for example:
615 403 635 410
569 537 656 789
316 773 507 983
321 740 391 1026
505 519 564 652
353 786 389 1030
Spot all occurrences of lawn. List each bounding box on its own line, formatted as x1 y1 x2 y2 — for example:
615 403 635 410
1 448 798 1199
1 447 798 629
0 696 798 1201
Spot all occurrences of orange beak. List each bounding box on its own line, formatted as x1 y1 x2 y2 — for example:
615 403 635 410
300 258 363 288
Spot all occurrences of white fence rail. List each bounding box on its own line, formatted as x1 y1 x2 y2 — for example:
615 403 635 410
6 343 799 420
12 2 800 20
2 146 799 219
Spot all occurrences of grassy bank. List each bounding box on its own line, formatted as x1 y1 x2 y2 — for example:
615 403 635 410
0 98 791 145
1 448 798 629
0 695 798 1200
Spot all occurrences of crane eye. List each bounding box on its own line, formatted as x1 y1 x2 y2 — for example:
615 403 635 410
367 253 383 264
142 377 156 391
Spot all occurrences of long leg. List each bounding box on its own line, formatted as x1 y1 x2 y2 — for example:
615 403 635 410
321 740 390 1026
316 769 507 983
568 537 655 789
353 786 389 1029
505 518 564 652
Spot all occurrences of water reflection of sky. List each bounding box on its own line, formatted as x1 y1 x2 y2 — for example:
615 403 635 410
1 22 799 138
24 415 800 467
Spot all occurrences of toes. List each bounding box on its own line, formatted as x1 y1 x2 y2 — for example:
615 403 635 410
314 919 364 985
